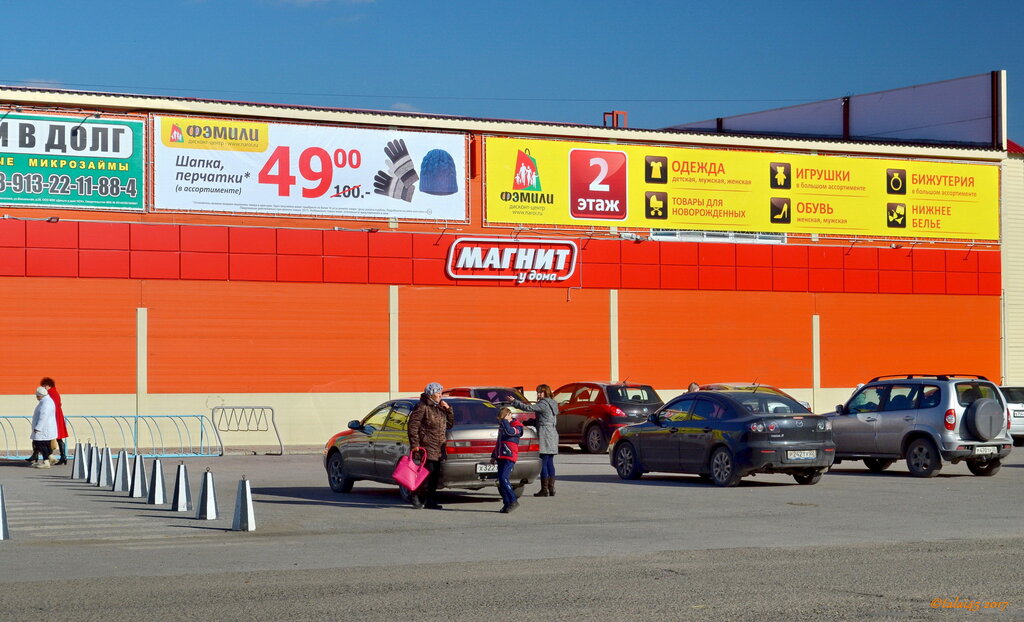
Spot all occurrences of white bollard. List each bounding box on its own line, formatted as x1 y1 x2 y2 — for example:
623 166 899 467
111 450 130 492
70 442 84 480
87 446 100 485
0 485 9 541
96 448 114 488
128 454 148 499
195 468 217 520
147 458 166 505
171 462 192 512
231 477 255 532
82 442 93 480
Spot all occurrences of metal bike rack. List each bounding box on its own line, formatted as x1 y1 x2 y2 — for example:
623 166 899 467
210 406 284 455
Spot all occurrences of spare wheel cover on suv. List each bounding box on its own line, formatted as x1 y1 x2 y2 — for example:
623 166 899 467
965 398 1003 441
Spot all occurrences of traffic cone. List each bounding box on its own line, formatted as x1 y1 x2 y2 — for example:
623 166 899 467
231 477 255 532
87 446 100 485
70 442 84 480
0 485 9 541
111 450 130 492
147 458 166 505
171 462 192 512
195 468 217 520
128 454 148 498
96 448 113 487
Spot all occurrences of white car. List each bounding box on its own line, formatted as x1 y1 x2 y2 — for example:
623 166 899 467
1000 386 1024 446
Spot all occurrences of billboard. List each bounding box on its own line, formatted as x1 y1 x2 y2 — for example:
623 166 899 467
153 116 467 220
0 113 144 210
484 137 1000 240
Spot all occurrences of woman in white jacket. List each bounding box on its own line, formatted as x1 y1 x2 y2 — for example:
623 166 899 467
30 386 57 468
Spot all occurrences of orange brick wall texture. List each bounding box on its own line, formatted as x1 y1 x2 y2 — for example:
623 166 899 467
0 276 1000 395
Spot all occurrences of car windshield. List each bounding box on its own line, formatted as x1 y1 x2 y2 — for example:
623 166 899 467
955 382 1004 407
1001 387 1024 403
725 392 810 415
451 400 503 426
473 388 528 404
608 385 661 405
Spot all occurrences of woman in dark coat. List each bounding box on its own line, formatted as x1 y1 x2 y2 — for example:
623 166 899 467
508 384 560 497
407 381 454 509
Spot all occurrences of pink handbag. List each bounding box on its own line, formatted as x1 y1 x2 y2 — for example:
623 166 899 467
392 448 429 490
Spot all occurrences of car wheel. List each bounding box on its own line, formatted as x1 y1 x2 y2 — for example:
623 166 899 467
326 453 354 493
966 458 1001 477
613 442 643 480
863 458 895 473
792 469 823 485
709 447 741 487
964 398 1003 441
906 438 942 478
584 424 608 454
513 483 526 498
1013 436 1024 448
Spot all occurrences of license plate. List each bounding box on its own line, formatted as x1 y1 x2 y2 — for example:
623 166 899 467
974 446 997 456
1014 410 1024 418
787 450 816 460
475 463 498 474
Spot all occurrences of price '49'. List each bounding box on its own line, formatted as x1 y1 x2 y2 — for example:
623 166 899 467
258 146 362 198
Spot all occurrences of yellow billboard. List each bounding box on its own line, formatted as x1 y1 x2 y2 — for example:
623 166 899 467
484 137 1000 240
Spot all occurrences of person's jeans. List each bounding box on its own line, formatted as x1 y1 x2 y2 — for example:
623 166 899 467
497 459 516 506
540 454 556 478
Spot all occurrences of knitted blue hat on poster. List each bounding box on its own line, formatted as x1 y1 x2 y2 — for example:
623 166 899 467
425 382 444 395
419 149 458 195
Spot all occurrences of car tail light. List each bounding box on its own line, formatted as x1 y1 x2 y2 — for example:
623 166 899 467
767 421 778 432
944 409 956 431
445 439 492 455
817 419 831 431
749 421 766 433
611 406 626 417
1008 409 1012 431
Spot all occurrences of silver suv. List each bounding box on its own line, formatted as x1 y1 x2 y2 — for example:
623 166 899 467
828 374 1012 477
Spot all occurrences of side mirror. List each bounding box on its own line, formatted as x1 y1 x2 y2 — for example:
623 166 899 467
835 405 845 416
648 412 662 425
347 420 361 430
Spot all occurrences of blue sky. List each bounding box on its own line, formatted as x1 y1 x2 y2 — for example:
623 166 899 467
5 0 1024 140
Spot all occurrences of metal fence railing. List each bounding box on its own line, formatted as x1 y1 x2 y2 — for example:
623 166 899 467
210 406 284 455
0 414 223 460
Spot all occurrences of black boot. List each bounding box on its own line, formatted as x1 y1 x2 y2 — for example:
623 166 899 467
548 476 555 497
533 477 550 497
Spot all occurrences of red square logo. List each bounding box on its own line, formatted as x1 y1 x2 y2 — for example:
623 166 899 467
569 149 627 220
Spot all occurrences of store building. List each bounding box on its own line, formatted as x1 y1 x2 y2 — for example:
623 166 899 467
0 72 1013 449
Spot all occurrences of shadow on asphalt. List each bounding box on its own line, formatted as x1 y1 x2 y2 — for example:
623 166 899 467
251 485 504 510
556 472 792 488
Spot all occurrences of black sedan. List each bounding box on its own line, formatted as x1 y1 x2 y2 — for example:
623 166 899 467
609 389 835 486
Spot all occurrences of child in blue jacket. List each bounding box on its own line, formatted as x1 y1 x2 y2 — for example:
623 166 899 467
490 407 524 513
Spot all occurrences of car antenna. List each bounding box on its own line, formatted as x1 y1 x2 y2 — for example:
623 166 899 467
619 376 630 385
752 377 760 394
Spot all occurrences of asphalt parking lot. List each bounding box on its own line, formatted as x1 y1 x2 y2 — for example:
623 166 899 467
1 448 1022 620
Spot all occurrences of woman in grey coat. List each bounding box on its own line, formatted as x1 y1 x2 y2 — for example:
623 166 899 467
508 384 560 497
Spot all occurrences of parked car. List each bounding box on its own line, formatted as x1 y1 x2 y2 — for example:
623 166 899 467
551 382 664 453
701 382 811 409
444 386 535 422
828 374 1013 477
323 397 541 498
999 386 1024 446
609 389 834 487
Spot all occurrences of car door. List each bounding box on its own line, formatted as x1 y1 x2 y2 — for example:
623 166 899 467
678 397 724 470
562 384 600 440
372 401 414 478
345 404 393 478
876 384 920 455
833 385 888 454
640 395 695 471
551 385 577 439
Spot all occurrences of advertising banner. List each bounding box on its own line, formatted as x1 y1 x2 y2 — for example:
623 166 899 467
154 116 467 220
0 113 144 210
484 137 1000 240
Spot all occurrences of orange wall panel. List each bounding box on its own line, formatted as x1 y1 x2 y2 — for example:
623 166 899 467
145 281 389 393
399 286 609 392
618 290 815 390
0 277 139 394
816 293 1000 386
